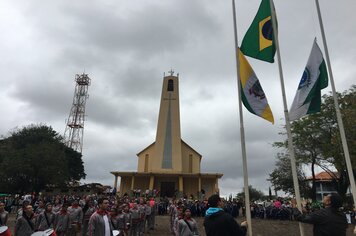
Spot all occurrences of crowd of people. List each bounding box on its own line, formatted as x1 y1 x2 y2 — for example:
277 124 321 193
0 191 351 236
0 192 249 236
0 193 159 236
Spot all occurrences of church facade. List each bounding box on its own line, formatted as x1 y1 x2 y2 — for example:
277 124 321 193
111 73 222 198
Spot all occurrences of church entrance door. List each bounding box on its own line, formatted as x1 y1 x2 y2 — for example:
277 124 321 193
160 182 175 197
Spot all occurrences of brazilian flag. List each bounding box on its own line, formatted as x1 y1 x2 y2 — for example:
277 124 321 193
240 0 276 63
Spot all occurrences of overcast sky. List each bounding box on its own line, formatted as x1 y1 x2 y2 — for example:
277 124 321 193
0 0 355 197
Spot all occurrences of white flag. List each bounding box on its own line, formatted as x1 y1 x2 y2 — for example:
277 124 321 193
289 40 328 121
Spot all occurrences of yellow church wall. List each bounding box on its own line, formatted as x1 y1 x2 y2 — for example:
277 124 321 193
137 143 155 172
119 176 150 195
138 140 202 174
201 178 217 198
133 176 150 190
183 177 199 197
137 155 145 172
119 176 132 195
181 142 201 173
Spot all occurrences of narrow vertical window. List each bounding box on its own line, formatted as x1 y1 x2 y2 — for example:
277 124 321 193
167 79 174 91
189 154 193 173
145 154 149 172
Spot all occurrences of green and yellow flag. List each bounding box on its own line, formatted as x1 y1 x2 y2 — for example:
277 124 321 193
239 49 274 123
240 0 276 63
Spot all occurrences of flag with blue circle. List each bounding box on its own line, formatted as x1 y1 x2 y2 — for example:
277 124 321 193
289 40 328 121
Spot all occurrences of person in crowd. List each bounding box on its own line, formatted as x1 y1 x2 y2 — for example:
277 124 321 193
137 199 146 236
35 202 55 231
113 206 125 236
54 203 71 236
291 193 348 236
52 198 63 215
122 204 131 236
16 201 30 222
68 199 83 236
274 199 282 209
129 203 141 236
177 208 199 236
4 198 13 215
34 200 45 216
170 201 182 234
148 198 156 231
82 200 96 236
173 206 183 236
203 194 247 236
0 202 9 226
15 204 35 236
79 197 86 209
109 206 119 230
0 202 10 236
87 197 113 236
144 201 152 234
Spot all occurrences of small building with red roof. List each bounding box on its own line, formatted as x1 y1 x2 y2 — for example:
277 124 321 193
308 171 338 201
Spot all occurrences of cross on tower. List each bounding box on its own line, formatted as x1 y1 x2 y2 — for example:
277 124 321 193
168 69 174 76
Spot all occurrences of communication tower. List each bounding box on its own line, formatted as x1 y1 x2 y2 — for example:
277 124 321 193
64 73 91 153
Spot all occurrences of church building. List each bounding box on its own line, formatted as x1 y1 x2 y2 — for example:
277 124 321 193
111 72 223 198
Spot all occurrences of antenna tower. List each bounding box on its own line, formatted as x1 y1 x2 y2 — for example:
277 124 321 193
64 73 91 153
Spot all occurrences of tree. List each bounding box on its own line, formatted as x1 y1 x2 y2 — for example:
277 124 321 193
237 185 264 201
269 85 356 199
64 147 86 183
0 124 86 193
268 153 311 198
268 187 272 200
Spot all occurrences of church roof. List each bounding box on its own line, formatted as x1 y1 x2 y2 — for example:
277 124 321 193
136 142 155 156
181 139 202 159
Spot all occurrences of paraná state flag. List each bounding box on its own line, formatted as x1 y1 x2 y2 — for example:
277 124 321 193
289 41 328 121
240 0 276 63
239 49 274 123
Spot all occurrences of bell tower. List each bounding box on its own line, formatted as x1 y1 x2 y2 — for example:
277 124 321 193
153 70 182 171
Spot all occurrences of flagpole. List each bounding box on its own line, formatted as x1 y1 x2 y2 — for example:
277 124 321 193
269 0 304 235
232 0 252 235
314 0 356 205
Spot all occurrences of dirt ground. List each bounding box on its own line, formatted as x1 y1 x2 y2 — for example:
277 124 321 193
7 214 356 236
151 215 356 236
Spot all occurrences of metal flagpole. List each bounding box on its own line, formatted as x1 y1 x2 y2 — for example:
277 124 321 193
268 0 305 235
232 0 252 235
314 0 356 205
